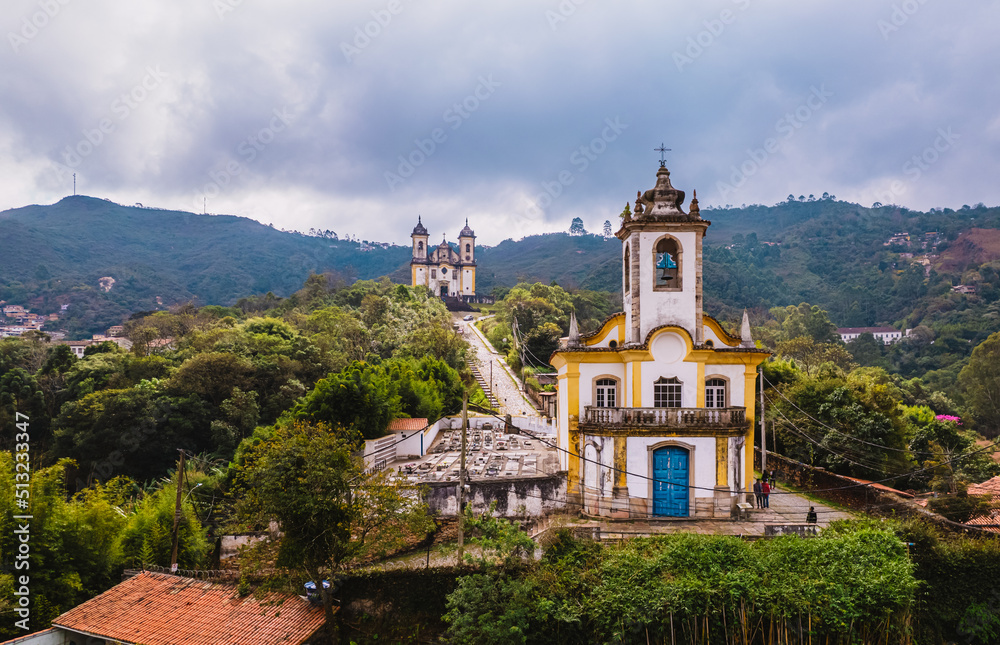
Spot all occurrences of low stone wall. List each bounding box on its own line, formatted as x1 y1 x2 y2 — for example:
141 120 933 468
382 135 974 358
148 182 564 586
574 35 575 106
764 524 819 537
424 473 567 517
755 449 991 535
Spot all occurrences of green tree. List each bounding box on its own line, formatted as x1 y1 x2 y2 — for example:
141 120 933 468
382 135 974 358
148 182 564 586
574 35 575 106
772 302 840 343
959 331 1000 437
846 332 887 368
234 422 432 635
0 457 129 637
118 482 208 569
291 361 399 440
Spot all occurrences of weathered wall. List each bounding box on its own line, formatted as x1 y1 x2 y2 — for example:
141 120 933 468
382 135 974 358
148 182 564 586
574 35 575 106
424 473 567 517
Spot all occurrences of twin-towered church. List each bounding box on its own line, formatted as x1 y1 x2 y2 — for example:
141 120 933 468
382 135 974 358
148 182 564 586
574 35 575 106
409 217 478 301
409 161 768 519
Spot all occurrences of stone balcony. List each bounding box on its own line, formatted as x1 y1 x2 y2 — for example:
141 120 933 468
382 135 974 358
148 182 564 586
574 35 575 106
581 406 747 432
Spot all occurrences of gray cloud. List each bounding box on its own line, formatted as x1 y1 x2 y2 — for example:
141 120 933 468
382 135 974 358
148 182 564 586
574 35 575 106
1 0 996 245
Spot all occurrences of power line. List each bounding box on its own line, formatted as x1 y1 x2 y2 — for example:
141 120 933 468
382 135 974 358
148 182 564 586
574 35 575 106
762 374 939 457
763 391 914 477
483 409 1000 498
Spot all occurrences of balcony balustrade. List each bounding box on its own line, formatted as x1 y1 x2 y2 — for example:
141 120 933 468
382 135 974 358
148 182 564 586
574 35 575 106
582 406 746 428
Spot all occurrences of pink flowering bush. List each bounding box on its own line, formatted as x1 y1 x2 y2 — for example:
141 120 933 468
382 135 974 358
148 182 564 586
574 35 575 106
935 414 962 425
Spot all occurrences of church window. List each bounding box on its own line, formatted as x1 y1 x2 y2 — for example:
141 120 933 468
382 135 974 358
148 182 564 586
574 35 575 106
623 245 630 292
465 255 470 261
441 267 448 276
609 340 617 349
705 378 727 408
465 243 471 252
431 269 436 278
653 237 682 291
653 377 682 408
595 378 617 408
418 241 423 251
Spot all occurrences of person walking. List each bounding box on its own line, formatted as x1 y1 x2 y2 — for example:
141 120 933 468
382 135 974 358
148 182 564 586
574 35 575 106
753 479 762 509
806 506 817 523
761 479 771 509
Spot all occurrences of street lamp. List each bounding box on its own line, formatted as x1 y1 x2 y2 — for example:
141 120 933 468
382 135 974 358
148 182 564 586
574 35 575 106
183 482 203 504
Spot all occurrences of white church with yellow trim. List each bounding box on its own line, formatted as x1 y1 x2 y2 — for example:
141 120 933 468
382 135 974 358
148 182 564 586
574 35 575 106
550 163 769 519
410 217 477 301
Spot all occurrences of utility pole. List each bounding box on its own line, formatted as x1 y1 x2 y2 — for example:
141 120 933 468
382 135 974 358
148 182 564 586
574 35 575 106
759 365 766 474
456 393 468 563
170 449 186 573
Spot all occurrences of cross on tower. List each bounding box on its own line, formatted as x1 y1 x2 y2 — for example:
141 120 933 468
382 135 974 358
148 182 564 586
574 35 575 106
654 143 671 167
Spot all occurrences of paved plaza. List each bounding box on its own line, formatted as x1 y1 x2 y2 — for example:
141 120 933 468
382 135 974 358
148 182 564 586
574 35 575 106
560 484 854 538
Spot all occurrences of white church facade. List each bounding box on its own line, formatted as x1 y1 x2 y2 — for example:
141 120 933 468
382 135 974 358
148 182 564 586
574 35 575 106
410 217 478 301
550 163 769 519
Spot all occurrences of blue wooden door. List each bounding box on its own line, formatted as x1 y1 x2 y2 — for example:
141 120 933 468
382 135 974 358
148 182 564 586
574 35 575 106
652 447 689 517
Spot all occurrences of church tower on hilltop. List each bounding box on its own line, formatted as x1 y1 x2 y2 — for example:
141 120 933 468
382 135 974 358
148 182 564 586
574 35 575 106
410 217 477 302
550 158 769 521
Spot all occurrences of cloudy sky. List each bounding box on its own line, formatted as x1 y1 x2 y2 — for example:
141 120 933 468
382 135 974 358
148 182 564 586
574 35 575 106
1 0 997 245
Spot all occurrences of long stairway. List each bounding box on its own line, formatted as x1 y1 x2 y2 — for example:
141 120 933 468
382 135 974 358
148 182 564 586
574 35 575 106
467 358 500 410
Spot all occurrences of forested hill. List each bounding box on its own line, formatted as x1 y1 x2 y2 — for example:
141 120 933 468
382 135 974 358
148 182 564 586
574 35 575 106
2 195 1000 336
0 196 411 333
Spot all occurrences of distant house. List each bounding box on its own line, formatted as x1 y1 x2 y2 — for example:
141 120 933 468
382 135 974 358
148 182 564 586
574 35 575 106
92 334 134 351
0 571 326 645
837 327 904 345
59 340 93 358
952 284 977 295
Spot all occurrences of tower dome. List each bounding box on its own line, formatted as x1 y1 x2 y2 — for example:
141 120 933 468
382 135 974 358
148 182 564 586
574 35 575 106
459 218 475 238
412 215 428 236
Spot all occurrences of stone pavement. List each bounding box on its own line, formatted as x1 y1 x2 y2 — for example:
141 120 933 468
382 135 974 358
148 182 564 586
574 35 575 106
552 485 854 538
460 315 540 417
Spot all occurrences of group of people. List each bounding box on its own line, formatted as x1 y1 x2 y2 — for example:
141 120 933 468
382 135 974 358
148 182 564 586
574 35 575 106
752 471 777 509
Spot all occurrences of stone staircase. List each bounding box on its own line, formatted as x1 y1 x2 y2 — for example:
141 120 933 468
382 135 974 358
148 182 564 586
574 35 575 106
467 358 500 409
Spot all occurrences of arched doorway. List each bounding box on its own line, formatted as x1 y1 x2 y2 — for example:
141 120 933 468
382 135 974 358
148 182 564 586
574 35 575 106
652 446 689 517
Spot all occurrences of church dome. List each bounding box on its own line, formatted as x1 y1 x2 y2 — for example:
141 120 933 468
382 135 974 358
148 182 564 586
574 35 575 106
458 218 475 238
411 216 428 236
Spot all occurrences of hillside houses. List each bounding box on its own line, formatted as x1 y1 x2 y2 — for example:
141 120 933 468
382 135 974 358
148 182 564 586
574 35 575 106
837 327 907 345
0 303 53 337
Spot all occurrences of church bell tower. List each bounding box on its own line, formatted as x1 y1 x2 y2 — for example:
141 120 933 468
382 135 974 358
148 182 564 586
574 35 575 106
617 161 709 346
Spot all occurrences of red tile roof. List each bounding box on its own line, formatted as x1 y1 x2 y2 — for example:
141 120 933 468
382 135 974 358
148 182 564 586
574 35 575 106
840 475 914 498
965 509 1000 534
54 572 325 645
969 476 1000 497
388 418 429 432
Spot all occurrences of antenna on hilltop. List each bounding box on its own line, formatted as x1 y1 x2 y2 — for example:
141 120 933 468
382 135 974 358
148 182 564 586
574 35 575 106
73 173 76 196
203 197 206 215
